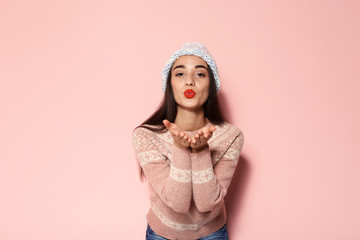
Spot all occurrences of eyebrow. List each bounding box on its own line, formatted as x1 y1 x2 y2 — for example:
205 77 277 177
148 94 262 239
172 65 208 71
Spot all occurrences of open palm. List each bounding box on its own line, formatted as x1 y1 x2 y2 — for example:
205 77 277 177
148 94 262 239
163 119 216 152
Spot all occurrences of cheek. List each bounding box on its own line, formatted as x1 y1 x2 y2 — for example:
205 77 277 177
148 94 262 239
170 78 179 92
200 82 210 99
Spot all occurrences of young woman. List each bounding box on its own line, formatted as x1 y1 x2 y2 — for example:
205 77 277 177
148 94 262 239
132 42 244 240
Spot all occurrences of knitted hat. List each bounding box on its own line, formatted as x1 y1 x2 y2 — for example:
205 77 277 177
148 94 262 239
161 42 221 92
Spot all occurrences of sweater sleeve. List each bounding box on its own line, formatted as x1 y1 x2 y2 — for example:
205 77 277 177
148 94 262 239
132 128 192 213
191 130 244 212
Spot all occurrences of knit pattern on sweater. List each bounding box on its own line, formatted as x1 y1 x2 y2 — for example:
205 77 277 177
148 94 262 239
132 121 244 240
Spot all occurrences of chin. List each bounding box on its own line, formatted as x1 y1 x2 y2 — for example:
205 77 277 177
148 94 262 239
179 103 204 111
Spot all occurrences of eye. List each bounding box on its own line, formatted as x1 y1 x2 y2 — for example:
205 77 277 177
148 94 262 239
197 73 206 77
175 72 184 77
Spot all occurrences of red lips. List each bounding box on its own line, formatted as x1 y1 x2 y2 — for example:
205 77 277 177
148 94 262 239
184 89 196 99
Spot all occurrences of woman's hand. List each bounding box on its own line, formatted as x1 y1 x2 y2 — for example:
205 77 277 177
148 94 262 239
190 126 216 153
163 119 192 150
163 119 216 153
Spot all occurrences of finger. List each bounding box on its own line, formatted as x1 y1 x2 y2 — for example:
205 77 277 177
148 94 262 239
182 134 190 142
204 128 214 140
191 137 202 148
197 135 206 144
204 134 211 142
170 131 178 138
201 128 209 138
191 136 199 146
208 126 216 133
164 119 182 132
163 119 171 130
181 134 191 145
181 136 190 145
177 131 187 139
204 132 212 140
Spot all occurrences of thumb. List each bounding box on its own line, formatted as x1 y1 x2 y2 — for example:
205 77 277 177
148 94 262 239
163 119 170 129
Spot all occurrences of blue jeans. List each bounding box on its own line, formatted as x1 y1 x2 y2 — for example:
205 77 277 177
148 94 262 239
146 224 229 240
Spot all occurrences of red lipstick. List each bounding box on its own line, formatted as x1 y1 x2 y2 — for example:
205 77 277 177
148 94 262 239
184 89 196 99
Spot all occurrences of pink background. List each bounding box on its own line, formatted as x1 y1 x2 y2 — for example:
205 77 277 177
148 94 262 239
1 0 359 239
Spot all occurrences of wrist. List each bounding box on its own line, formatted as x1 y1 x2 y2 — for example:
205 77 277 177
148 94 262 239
191 144 209 153
174 142 191 151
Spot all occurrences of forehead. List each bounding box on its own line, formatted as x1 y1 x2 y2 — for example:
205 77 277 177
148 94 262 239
172 55 207 69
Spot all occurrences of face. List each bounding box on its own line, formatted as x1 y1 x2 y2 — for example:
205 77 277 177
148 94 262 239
170 55 210 111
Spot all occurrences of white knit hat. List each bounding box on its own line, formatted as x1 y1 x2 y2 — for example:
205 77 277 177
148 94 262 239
161 42 221 92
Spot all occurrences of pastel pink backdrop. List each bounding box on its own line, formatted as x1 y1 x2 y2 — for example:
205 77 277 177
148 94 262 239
1 1 359 239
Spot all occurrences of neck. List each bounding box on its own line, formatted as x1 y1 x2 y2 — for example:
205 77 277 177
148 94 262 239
174 106 209 131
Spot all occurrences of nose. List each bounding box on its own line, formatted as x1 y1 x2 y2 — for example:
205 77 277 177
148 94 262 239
185 75 195 87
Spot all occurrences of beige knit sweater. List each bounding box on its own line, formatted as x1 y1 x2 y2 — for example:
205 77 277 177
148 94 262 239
132 121 244 240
